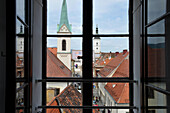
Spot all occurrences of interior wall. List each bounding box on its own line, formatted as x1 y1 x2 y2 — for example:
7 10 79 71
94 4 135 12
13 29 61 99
0 0 6 112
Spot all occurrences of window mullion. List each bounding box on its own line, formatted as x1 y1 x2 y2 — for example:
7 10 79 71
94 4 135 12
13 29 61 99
42 0 47 113
83 0 93 112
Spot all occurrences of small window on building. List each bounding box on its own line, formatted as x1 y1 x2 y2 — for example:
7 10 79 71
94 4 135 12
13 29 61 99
54 88 60 96
148 87 154 99
62 40 66 51
96 48 98 50
96 42 98 46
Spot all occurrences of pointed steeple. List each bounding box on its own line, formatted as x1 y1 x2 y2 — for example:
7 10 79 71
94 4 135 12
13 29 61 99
57 0 71 32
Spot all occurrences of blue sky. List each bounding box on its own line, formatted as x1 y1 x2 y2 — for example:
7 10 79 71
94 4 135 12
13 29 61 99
47 0 129 52
16 0 166 51
47 0 129 34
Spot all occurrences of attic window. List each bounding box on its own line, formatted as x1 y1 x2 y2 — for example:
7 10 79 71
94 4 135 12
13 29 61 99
112 84 116 88
60 65 65 69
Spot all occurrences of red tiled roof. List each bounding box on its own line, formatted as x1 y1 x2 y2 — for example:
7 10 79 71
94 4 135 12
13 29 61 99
113 59 129 77
95 53 115 66
48 47 57 56
98 52 129 77
47 84 82 113
93 109 100 113
104 58 129 104
56 85 82 113
46 97 60 113
16 53 24 67
105 83 129 104
148 46 165 77
47 49 72 77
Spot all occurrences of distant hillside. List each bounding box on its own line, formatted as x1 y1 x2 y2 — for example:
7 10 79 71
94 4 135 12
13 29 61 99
148 43 165 49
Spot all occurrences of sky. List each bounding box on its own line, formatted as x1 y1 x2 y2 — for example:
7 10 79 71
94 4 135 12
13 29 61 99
16 0 166 52
47 0 129 52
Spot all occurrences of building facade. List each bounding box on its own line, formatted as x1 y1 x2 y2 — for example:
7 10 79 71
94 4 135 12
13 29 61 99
57 0 72 70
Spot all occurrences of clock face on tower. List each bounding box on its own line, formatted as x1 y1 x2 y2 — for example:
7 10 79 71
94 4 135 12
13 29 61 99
59 25 69 32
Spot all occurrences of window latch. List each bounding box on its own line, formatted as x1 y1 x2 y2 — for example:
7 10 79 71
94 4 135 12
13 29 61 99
1 51 6 57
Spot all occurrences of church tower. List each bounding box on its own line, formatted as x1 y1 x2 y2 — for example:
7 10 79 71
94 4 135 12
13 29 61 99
93 25 101 54
57 0 71 70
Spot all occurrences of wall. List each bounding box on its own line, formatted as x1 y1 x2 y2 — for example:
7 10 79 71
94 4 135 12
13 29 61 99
57 54 71 69
0 0 6 112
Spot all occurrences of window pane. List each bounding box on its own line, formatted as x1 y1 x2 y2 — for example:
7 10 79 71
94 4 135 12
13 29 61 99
16 0 25 21
93 82 129 107
46 82 82 105
93 37 129 78
93 109 129 113
147 0 166 23
148 109 167 113
16 109 24 113
47 37 82 78
16 21 25 78
148 90 168 107
93 0 129 34
147 20 165 34
47 0 82 34
46 108 82 113
147 37 167 89
16 82 25 107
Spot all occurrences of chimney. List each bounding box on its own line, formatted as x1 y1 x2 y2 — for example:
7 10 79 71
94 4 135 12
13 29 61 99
123 49 127 55
115 52 119 56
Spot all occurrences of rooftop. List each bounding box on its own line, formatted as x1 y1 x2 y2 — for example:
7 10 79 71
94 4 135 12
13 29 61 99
98 51 129 77
47 49 72 77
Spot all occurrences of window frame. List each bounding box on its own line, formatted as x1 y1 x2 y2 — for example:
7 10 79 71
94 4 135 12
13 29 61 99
15 0 32 113
40 0 135 113
143 0 170 112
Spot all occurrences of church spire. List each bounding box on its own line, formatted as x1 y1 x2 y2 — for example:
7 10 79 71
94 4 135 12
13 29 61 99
57 0 71 32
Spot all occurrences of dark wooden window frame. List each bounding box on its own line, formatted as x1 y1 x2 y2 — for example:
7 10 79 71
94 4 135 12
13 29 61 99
40 0 135 113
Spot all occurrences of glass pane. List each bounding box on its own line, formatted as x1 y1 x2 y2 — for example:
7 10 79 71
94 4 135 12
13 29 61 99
93 37 129 78
147 37 165 77
148 0 166 23
47 37 82 78
16 0 25 21
46 108 82 113
93 109 129 113
147 37 167 89
47 0 82 34
16 109 24 113
148 20 165 34
16 22 25 78
148 109 167 113
16 82 25 107
93 0 129 34
148 90 168 106
46 82 82 105
93 82 129 107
